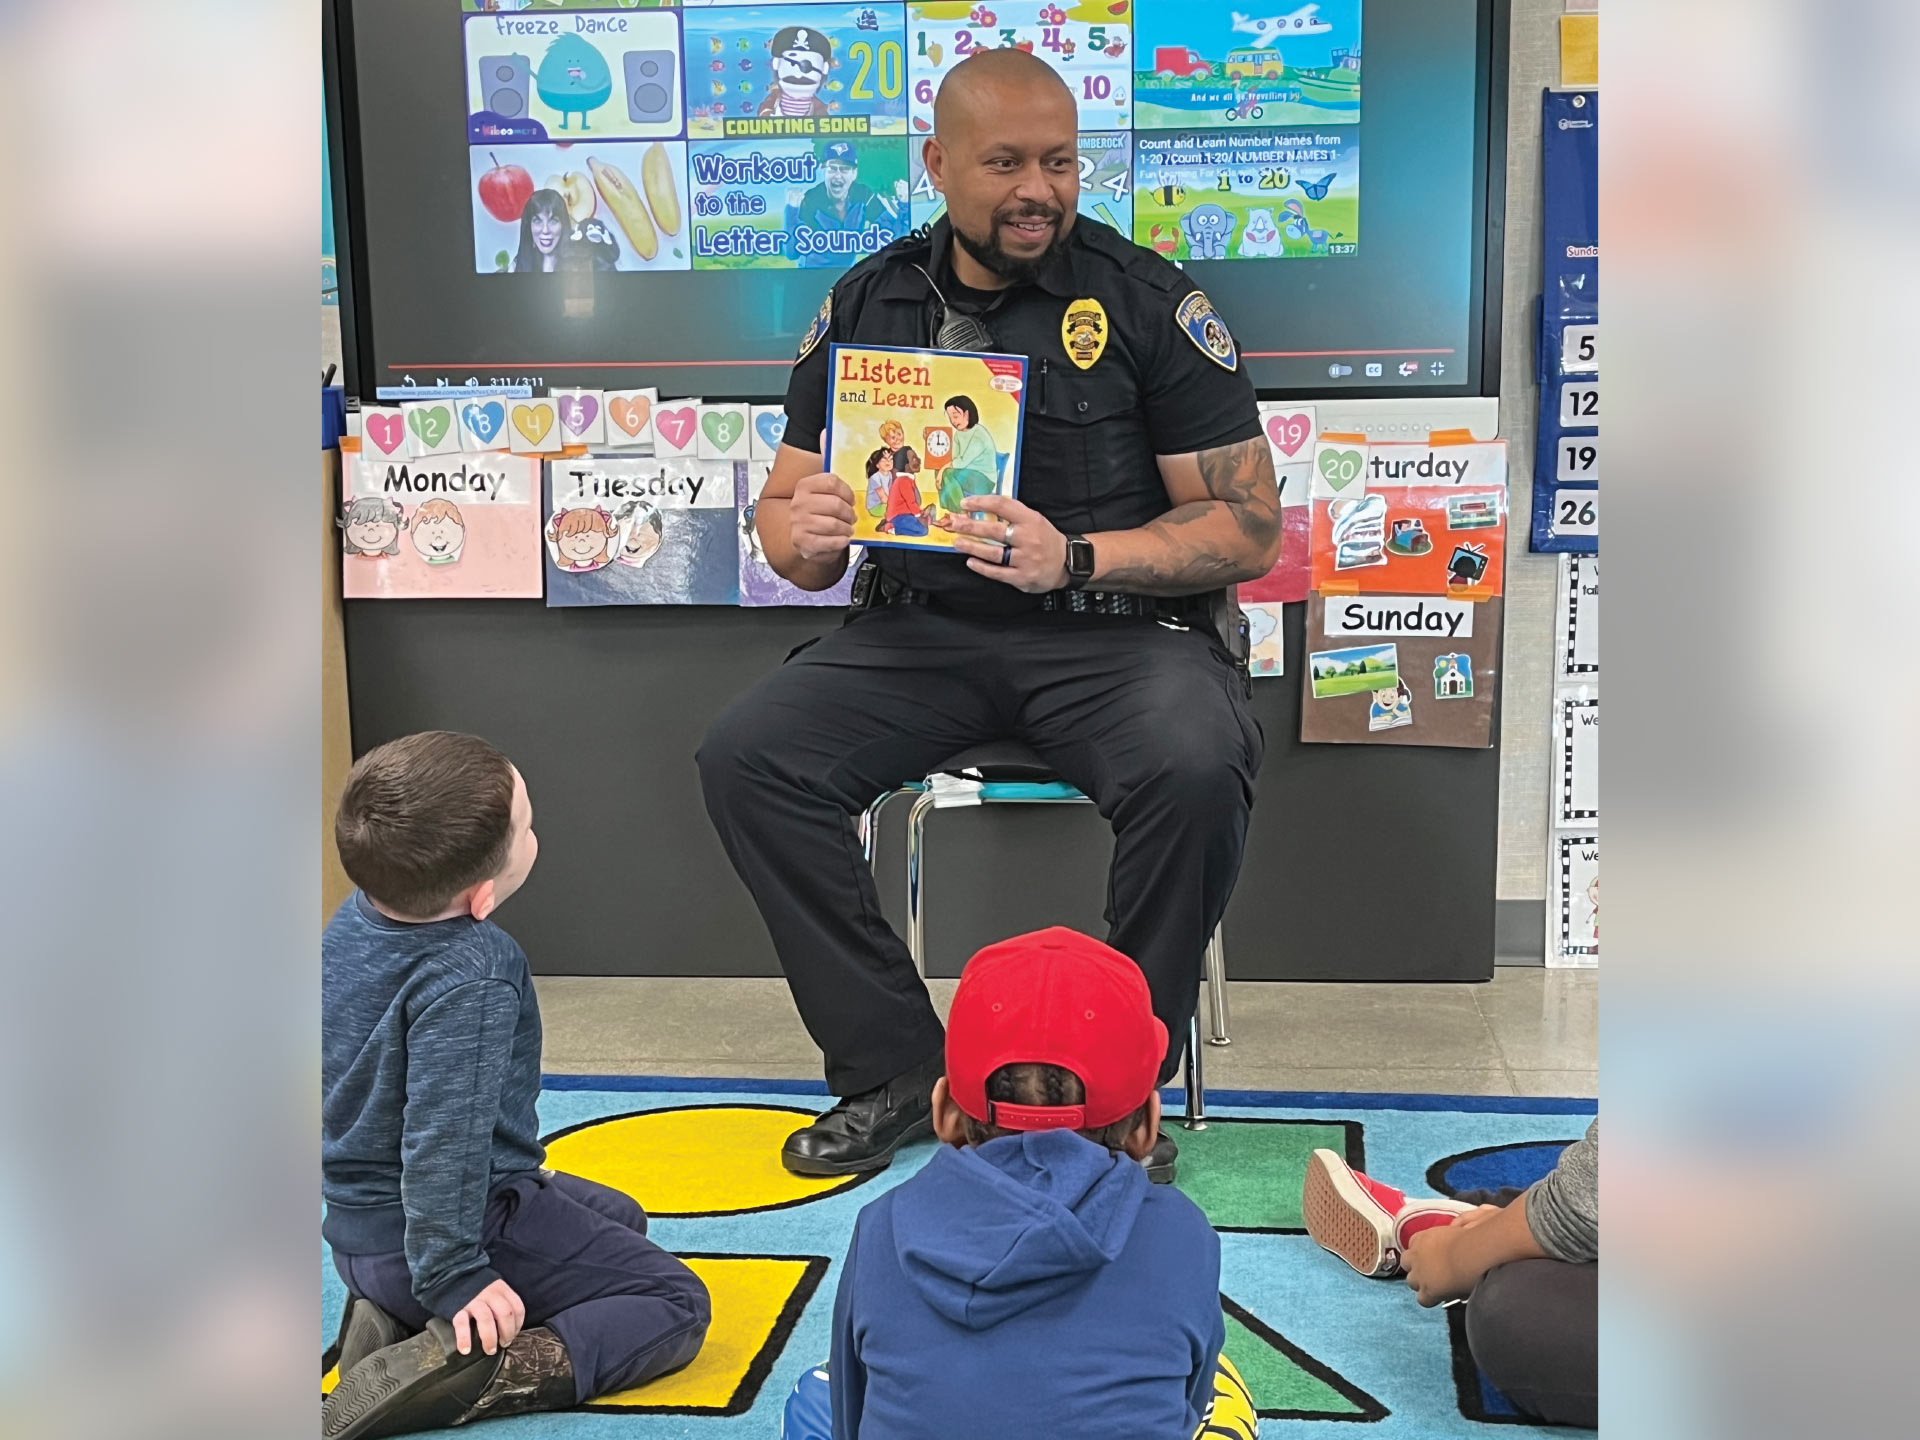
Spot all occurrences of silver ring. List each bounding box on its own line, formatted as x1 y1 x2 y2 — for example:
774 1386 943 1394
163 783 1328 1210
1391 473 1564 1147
1004 522 1016 543
999 542 1013 566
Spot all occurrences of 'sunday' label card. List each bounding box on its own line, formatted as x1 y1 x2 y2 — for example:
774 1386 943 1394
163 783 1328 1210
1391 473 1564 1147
826 344 1027 553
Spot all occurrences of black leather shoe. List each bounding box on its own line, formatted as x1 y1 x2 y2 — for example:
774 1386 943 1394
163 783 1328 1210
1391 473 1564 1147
1146 1129 1178 1185
782 1054 942 1176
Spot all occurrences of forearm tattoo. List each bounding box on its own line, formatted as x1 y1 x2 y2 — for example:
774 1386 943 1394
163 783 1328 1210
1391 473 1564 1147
1098 438 1282 593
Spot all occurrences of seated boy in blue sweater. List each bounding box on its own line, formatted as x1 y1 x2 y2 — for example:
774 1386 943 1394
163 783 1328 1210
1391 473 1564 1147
825 927 1227 1439
321 731 709 1438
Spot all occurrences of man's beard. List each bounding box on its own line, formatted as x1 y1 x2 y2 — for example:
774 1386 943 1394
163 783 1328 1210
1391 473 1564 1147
951 202 1068 285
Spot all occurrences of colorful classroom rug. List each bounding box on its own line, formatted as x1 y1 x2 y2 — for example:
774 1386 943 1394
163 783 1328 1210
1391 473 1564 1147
323 1079 1597 1438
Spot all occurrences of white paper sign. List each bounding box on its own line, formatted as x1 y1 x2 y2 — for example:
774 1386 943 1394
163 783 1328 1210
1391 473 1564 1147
651 398 703 459
603 388 658 450
1557 693 1599 826
1550 488 1599 539
1556 554 1599 680
1561 323 1599 374
351 453 535 505
550 457 735 511
508 399 564 456
1558 381 1600 427
750 405 789 461
1323 595 1476 640
552 389 607 448
1555 435 1600 483
1311 438 1369 500
1364 440 1509 491
1257 403 1317 507
360 405 409 460
1551 833 1600 967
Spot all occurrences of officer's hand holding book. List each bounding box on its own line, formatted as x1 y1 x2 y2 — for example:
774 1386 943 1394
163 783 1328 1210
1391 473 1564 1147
787 429 857 564
939 493 1070 594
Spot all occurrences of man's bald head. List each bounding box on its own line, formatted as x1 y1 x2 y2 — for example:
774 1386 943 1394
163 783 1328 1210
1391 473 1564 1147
932 48 1075 141
923 50 1080 287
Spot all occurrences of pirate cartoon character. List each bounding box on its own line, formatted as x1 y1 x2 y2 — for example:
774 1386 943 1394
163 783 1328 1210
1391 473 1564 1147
759 26 833 118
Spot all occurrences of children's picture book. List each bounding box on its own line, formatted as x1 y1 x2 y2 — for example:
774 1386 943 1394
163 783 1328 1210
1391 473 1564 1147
340 453 543 599
544 456 741 607
738 462 859 607
825 343 1027 553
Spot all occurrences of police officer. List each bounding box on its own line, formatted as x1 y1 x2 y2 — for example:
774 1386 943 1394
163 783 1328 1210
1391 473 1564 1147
699 49 1279 1182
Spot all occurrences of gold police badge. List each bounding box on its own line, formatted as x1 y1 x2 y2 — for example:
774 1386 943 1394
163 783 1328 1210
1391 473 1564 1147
1061 298 1108 370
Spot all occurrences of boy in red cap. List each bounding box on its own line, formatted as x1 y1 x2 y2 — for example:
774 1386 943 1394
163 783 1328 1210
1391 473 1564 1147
821 927 1226 1438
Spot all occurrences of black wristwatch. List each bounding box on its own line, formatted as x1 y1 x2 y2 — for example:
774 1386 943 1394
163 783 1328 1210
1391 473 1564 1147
1064 534 1096 590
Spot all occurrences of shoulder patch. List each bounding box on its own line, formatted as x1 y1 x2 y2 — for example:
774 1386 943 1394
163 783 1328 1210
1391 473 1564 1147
1175 290 1238 371
797 291 832 361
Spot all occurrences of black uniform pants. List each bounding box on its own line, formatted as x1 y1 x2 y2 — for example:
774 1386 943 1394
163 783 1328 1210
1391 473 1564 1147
697 603 1264 1096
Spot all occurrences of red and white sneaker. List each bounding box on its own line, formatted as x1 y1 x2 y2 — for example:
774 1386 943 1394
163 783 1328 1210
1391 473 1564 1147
1302 1149 1477 1277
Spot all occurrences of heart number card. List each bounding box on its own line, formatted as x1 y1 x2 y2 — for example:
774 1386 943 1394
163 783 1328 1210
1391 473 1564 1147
698 403 751 462
604 388 658 450
554 389 606 448
509 399 563 456
652 400 702 459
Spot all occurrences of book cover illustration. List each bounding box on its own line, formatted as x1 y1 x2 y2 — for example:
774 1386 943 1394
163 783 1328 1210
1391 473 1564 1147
738 462 859 607
340 453 543 599
544 456 741 607
825 343 1027 552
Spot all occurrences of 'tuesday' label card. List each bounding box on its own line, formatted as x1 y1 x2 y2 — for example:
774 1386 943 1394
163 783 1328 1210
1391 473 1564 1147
603 388 658 449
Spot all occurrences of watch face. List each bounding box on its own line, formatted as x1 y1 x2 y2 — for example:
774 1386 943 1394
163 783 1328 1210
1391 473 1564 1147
1069 538 1095 577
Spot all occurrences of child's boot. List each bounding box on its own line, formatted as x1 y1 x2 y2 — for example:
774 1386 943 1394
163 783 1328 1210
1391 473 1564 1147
456 1326 577 1423
332 1294 410 1382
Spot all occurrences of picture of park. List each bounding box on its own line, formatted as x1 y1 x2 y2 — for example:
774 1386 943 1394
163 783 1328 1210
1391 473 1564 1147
1308 642 1399 699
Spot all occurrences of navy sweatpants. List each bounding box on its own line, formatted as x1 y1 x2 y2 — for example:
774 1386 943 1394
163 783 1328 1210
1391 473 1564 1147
332 1171 710 1404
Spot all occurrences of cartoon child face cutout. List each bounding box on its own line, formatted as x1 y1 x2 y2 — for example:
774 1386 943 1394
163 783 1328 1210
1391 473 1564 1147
547 507 617 572
878 420 906 452
409 499 466 566
341 497 405 557
615 500 664 569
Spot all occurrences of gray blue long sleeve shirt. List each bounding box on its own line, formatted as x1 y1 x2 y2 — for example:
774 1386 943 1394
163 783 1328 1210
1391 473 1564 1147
321 892 545 1318
1525 1117 1598 1264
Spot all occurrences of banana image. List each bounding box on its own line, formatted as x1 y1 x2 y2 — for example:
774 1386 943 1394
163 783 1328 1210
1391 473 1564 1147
642 143 681 237
589 157 658 261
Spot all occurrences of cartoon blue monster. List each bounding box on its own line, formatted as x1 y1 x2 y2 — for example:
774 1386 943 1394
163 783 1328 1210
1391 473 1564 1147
1181 204 1237 260
536 34 612 131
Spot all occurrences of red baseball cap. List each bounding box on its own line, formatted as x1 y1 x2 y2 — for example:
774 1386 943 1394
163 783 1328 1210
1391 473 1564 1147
945 927 1169 1132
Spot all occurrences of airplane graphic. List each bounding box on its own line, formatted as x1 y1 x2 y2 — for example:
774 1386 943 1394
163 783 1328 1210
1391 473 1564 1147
1230 6 1334 49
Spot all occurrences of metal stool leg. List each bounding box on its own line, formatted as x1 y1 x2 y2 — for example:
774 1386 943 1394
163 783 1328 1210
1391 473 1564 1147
1181 1014 1207 1131
1204 924 1231 1046
904 789 939 977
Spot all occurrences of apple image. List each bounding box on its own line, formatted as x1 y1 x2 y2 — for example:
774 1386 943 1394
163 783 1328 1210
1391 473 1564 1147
545 170 597 223
478 152 534 224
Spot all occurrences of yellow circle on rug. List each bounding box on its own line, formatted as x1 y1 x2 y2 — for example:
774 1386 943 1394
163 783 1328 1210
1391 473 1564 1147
543 1103 868 1217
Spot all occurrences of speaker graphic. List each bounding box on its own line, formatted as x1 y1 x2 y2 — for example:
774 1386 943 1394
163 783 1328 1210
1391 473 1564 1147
479 54 531 119
623 50 677 125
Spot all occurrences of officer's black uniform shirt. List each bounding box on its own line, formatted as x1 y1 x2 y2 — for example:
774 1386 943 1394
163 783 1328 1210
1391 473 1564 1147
781 215 1261 616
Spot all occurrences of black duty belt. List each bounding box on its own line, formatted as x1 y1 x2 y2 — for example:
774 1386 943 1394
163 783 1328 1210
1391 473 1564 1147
859 577 1213 626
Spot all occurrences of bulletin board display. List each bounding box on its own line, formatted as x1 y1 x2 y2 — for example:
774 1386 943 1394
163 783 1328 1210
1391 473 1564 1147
334 0 1508 397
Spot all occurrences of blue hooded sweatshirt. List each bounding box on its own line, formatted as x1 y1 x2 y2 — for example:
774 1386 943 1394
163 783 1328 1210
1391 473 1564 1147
830 1129 1223 1439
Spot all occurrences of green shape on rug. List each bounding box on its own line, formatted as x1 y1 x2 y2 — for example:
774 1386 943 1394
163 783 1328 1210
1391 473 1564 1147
1174 1118 1359 1231
1222 1294 1388 1421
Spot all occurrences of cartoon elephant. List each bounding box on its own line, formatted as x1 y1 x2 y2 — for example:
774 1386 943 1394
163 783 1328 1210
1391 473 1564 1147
1237 207 1284 258
1180 204 1237 260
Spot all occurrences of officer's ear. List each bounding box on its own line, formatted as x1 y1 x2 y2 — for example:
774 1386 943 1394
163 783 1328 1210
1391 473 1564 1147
923 137 948 191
